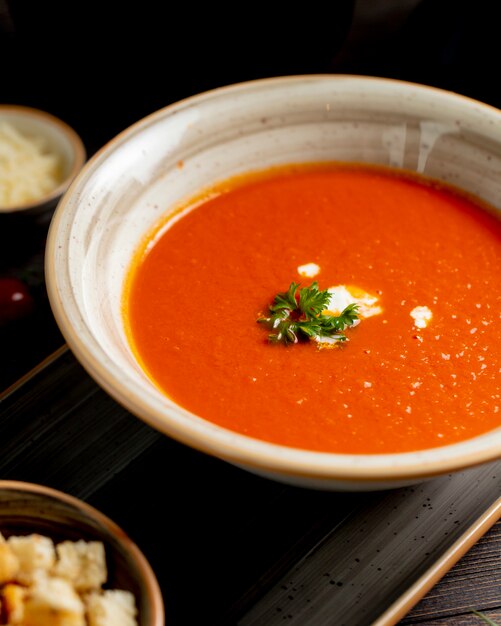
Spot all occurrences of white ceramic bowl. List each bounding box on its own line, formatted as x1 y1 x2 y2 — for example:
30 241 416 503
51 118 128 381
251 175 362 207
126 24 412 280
46 76 501 490
0 105 86 215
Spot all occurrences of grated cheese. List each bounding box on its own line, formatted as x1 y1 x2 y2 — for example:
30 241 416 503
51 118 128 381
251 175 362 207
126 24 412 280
0 122 62 208
410 305 432 329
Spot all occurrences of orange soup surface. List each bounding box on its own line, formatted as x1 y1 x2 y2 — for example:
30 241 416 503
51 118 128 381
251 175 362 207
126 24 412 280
126 165 501 454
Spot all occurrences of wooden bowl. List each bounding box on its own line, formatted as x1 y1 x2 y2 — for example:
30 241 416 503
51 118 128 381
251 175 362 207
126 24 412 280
0 480 164 626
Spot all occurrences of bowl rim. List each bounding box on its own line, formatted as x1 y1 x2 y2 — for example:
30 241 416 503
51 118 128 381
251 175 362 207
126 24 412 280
0 104 86 213
45 74 501 484
0 479 165 625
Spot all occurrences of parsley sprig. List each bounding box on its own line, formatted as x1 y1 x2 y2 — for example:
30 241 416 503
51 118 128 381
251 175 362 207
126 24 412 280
258 282 359 346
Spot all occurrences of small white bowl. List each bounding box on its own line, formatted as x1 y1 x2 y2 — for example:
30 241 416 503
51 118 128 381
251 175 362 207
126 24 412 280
45 76 501 490
0 105 86 215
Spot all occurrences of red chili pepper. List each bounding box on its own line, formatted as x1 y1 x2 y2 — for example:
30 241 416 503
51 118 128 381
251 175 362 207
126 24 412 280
0 278 34 324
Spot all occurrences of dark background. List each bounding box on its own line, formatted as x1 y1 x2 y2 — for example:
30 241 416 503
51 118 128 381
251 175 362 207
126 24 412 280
1 0 500 386
3 0 500 156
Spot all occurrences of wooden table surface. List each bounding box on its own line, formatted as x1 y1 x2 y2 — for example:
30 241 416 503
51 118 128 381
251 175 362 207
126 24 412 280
404 525 501 626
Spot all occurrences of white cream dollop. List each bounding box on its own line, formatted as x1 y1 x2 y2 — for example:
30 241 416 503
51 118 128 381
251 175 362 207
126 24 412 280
314 285 382 346
325 285 382 319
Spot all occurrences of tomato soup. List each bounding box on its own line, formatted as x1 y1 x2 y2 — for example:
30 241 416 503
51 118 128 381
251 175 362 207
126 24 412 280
125 165 500 454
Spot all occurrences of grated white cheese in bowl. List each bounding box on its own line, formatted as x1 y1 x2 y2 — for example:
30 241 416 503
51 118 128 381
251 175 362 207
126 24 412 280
0 122 62 209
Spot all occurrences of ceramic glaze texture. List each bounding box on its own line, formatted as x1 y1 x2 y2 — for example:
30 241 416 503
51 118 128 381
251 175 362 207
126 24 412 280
46 76 501 490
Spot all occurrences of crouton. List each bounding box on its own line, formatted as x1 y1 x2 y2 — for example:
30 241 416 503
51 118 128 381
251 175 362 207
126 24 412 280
0 542 20 585
6 535 55 585
54 541 107 592
23 576 85 626
1 582 26 623
0 533 138 626
85 590 137 626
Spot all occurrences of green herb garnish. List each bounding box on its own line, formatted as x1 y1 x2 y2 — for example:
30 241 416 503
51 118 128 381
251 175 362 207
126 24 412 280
258 281 359 346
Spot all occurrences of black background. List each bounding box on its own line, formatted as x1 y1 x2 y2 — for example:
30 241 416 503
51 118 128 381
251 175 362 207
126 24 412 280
3 0 500 156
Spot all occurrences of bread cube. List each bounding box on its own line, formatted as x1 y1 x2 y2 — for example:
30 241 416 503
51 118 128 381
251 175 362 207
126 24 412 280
85 589 138 626
0 542 20 585
6 535 55 585
54 541 107 591
22 576 85 626
1 583 26 623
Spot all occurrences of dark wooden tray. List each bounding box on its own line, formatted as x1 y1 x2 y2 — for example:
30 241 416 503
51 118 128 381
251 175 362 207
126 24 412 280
1 347 500 626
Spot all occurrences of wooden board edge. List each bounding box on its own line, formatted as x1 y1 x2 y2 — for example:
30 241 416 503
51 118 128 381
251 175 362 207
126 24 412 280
0 344 68 402
372 497 501 626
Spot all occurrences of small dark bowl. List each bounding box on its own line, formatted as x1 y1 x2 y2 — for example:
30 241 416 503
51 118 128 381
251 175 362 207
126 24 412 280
0 480 164 626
